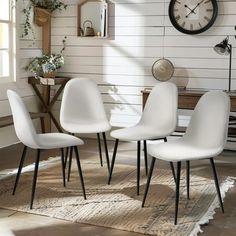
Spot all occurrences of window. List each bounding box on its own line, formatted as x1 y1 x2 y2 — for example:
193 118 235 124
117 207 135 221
0 0 16 82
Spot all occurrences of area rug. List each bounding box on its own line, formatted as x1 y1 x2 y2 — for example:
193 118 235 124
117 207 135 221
0 158 234 236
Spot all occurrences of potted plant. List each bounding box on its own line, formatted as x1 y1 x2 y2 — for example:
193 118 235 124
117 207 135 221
26 37 66 78
18 0 67 37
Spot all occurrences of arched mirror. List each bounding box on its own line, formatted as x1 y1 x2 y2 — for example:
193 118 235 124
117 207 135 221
78 0 108 38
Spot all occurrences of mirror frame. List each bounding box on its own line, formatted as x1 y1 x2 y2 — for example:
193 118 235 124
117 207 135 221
77 0 108 37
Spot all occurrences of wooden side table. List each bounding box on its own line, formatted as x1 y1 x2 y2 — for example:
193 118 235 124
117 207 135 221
28 76 71 132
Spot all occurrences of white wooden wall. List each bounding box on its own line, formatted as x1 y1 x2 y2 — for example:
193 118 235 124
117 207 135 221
51 0 236 128
1 0 236 146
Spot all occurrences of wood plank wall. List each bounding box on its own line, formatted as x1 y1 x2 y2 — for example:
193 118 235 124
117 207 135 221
50 0 236 128
0 0 235 146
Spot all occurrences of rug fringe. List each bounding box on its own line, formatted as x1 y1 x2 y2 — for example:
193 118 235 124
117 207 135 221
190 176 235 236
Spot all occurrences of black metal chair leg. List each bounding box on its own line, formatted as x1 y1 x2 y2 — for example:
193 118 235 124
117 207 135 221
170 162 176 184
175 161 181 225
97 133 103 167
74 146 86 200
60 148 66 187
64 147 69 169
143 140 148 176
137 141 141 195
13 146 28 195
164 137 167 142
186 161 190 200
30 149 41 209
102 132 110 172
142 157 156 207
67 147 73 182
108 139 119 185
210 158 224 213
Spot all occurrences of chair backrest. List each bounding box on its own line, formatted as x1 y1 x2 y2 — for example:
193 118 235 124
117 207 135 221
140 82 178 135
7 90 38 148
60 77 108 125
184 91 230 150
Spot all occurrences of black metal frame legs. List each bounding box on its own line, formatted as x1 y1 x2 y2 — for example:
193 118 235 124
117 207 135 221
102 132 110 172
74 146 87 200
60 148 66 187
137 141 141 195
143 140 148 176
13 145 86 209
174 161 181 225
96 132 111 172
186 160 190 200
108 139 119 185
13 145 28 195
142 157 156 207
30 149 40 209
210 158 224 213
97 133 103 167
66 132 110 176
142 158 224 225
108 139 149 195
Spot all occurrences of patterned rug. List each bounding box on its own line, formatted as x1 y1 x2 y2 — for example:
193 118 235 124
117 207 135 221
0 158 234 236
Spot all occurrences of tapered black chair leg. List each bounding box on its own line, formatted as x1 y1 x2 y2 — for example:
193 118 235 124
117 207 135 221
67 147 73 182
175 161 181 225
164 137 167 142
74 146 86 200
102 132 110 172
137 141 141 195
210 158 224 213
13 146 28 195
170 162 176 184
97 133 103 167
64 147 69 169
142 157 156 207
143 140 148 176
186 161 190 200
30 149 41 209
60 148 66 187
108 139 119 184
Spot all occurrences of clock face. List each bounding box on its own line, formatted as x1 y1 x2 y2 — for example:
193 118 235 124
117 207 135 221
169 0 218 34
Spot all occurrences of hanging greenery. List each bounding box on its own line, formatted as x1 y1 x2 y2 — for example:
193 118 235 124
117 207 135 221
18 0 67 37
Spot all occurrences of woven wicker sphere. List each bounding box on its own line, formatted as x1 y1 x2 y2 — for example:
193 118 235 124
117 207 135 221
152 58 174 81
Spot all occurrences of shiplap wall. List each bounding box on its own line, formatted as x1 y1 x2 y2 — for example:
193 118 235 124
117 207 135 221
1 0 236 146
50 0 236 128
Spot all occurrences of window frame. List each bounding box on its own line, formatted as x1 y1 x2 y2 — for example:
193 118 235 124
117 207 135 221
0 0 16 83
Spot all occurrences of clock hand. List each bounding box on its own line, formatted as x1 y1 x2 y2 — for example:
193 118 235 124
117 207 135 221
184 4 196 14
186 0 205 18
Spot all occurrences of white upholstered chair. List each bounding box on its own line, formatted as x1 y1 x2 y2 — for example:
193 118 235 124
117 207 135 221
60 78 111 180
142 91 230 225
7 90 86 209
108 82 178 195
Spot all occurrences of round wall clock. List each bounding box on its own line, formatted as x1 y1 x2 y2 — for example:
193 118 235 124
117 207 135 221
169 0 218 35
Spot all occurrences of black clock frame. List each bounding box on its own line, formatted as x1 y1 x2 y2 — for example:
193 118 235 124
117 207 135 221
168 0 218 35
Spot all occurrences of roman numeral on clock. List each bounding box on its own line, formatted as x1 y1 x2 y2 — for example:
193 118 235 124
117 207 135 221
175 15 181 21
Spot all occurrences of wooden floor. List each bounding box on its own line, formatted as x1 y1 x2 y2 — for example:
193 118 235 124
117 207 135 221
0 138 236 236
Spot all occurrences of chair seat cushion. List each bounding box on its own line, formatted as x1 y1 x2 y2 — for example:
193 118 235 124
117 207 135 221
110 125 173 141
61 120 111 134
148 139 223 162
36 133 84 149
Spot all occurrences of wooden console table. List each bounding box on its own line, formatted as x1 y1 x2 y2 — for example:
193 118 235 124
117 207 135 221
142 89 236 138
28 76 70 132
